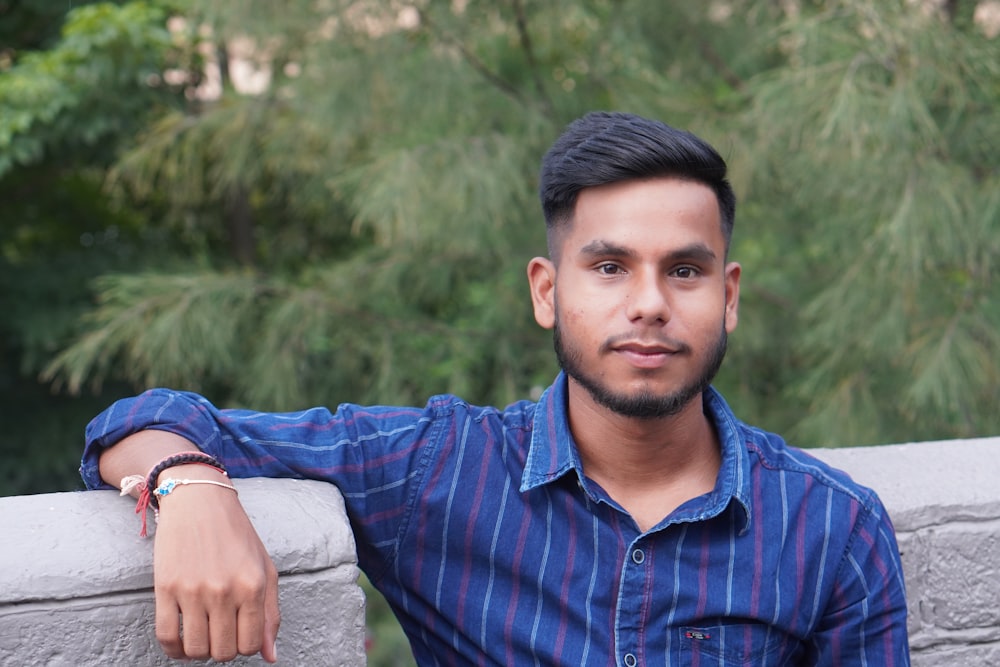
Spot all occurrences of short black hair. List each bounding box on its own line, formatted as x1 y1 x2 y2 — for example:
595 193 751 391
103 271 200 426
539 111 735 259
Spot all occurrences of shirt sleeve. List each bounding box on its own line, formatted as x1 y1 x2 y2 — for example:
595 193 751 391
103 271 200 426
807 494 911 665
82 388 249 490
81 387 446 575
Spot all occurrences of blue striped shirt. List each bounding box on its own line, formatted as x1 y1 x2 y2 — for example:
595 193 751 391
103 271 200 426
82 374 909 666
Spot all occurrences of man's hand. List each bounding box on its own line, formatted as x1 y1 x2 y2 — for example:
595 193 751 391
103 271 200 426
98 432 280 663
152 482 280 663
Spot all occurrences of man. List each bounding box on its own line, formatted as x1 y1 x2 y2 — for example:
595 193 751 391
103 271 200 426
82 111 910 665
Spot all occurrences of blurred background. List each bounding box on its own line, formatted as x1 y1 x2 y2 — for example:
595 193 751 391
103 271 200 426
1 1 997 662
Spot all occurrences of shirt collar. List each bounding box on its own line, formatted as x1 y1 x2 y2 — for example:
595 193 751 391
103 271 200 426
521 373 581 491
522 373 752 534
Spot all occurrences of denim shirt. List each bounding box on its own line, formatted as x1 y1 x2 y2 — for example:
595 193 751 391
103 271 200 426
83 373 909 666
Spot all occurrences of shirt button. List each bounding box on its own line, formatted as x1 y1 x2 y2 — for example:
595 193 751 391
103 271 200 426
624 653 638 667
631 548 645 564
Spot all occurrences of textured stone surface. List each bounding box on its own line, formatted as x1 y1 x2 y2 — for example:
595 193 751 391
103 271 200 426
910 641 1000 667
0 478 365 666
811 437 1000 531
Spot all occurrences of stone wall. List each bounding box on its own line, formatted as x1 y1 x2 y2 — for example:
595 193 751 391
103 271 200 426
2 436 998 665
0 478 366 666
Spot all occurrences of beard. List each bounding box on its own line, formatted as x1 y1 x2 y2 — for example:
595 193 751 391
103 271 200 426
553 318 728 420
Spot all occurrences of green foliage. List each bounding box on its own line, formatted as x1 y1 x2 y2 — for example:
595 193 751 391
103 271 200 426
19 0 998 450
0 1 185 498
0 377 129 495
44 271 264 394
361 575 418 666
0 2 176 177
728 0 1000 444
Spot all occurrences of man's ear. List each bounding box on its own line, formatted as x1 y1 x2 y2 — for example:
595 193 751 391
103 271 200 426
526 257 556 330
724 261 741 333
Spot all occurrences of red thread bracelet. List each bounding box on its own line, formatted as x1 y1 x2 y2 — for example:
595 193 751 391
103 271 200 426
132 451 227 536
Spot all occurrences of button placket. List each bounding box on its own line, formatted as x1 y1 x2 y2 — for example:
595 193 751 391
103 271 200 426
617 538 650 667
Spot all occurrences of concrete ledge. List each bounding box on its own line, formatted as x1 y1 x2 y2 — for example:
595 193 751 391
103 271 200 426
813 436 1000 667
0 478 366 666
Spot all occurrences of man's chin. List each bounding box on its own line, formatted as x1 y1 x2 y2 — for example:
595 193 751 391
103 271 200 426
586 384 698 420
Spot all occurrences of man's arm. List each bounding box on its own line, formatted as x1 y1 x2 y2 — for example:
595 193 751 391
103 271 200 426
807 498 910 665
99 429 280 664
85 386 435 661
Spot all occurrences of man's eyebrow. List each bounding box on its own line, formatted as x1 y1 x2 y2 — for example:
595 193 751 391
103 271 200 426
578 240 717 263
578 240 637 259
667 243 718 264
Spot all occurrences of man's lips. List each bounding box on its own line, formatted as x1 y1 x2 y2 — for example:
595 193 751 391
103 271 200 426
609 340 687 368
613 342 681 355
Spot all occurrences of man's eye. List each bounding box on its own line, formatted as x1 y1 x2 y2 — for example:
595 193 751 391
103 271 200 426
673 266 699 279
597 263 622 275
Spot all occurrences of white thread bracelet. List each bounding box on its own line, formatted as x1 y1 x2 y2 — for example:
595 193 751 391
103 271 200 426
120 474 146 497
153 477 238 499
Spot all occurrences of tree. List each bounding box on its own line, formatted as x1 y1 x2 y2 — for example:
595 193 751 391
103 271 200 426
727 0 1000 444
37 0 767 412
7 0 999 480
0 1 185 495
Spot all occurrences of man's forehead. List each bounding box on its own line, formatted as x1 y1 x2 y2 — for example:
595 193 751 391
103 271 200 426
547 177 724 258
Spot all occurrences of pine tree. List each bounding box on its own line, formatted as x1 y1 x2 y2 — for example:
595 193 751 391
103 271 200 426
4 0 996 481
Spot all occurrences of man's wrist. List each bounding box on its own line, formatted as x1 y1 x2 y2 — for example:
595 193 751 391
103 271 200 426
155 462 231 486
144 451 227 510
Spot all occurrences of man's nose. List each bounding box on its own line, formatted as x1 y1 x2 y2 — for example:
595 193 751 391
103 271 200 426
625 270 670 324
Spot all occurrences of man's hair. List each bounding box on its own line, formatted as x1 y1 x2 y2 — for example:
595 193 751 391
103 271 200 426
539 111 735 259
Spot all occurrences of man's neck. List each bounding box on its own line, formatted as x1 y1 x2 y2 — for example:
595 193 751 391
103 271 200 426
566 382 722 531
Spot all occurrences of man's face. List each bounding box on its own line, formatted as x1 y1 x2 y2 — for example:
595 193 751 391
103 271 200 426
528 177 741 419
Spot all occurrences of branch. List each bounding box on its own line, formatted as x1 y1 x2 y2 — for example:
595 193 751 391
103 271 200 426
697 40 746 93
416 7 546 116
510 0 554 117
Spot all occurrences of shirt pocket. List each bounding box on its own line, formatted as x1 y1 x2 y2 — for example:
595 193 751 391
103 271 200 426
675 624 788 666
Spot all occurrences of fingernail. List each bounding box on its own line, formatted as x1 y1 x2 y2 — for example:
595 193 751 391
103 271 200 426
272 640 278 661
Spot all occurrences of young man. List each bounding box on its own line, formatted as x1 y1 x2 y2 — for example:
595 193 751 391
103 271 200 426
82 111 910 665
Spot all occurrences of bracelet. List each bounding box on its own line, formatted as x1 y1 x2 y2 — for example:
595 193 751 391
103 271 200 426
145 451 228 511
124 450 229 537
154 477 238 498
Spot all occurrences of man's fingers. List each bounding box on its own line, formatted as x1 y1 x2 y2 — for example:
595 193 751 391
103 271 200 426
236 602 264 657
180 609 212 660
260 562 281 663
157 582 274 663
206 601 239 662
154 596 185 659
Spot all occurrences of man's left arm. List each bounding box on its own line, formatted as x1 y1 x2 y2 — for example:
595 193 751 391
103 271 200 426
809 497 910 665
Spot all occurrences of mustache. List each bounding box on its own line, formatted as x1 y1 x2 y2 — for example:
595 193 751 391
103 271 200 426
599 333 691 355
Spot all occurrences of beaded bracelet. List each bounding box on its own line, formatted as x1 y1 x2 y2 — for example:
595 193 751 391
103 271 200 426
122 451 228 537
144 451 227 510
